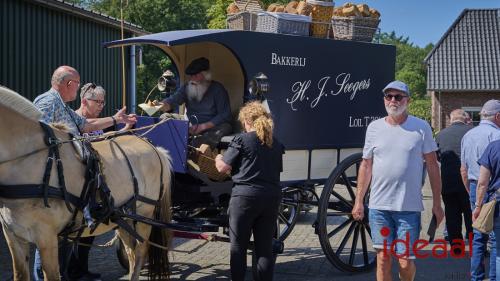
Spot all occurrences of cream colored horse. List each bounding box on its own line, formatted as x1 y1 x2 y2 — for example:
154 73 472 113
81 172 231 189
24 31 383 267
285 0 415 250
0 86 172 281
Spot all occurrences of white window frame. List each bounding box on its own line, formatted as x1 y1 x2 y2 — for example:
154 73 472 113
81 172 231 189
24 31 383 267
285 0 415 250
462 106 482 126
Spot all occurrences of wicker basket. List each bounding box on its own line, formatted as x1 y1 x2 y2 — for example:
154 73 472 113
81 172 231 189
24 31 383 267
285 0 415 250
307 0 334 38
195 145 229 182
227 0 263 31
256 12 311 36
331 16 380 42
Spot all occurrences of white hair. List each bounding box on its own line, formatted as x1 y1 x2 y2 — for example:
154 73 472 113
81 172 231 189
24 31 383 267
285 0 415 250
201 70 212 82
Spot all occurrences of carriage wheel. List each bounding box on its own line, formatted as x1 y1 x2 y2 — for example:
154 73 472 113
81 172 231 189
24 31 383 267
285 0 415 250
317 152 376 272
277 186 302 241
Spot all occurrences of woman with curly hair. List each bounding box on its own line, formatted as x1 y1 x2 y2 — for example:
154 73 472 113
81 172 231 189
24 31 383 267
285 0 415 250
215 101 284 281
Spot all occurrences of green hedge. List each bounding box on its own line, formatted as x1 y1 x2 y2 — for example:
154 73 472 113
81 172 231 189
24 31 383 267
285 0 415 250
408 97 431 125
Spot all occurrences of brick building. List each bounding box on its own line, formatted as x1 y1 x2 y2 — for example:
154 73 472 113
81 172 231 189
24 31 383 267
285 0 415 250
424 9 500 130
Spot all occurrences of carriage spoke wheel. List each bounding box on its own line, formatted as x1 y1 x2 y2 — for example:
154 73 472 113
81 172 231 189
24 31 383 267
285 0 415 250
277 186 302 241
317 152 375 272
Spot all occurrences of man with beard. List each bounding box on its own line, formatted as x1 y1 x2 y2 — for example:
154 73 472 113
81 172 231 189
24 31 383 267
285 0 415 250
160 57 232 148
351 81 444 281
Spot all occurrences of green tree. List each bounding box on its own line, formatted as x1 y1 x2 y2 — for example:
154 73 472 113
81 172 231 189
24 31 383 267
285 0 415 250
207 0 233 29
408 97 432 125
377 31 434 123
378 31 433 98
87 0 210 108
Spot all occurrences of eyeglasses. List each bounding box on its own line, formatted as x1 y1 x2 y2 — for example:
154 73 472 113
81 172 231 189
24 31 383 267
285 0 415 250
384 93 408 102
87 99 105 106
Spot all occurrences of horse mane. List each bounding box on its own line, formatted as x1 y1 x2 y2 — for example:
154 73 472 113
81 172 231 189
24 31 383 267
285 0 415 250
0 85 42 121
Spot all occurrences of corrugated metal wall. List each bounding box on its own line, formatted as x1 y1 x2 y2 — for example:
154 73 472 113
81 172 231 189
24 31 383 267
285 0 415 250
0 0 133 116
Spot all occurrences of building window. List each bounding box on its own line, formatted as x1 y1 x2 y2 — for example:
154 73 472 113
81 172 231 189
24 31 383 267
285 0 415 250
462 107 481 126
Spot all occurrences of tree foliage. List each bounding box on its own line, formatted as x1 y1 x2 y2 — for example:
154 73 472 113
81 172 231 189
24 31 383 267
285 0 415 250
408 97 432 125
207 0 233 29
377 31 433 99
82 0 210 106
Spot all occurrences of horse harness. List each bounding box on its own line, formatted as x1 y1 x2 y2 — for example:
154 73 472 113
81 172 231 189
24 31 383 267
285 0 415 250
0 121 167 244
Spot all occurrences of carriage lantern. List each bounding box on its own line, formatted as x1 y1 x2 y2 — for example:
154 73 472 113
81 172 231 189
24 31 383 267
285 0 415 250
157 70 177 94
248 72 269 99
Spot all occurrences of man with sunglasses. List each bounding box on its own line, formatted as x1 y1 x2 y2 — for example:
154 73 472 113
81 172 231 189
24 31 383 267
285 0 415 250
461 99 500 281
32 66 137 281
352 81 444 281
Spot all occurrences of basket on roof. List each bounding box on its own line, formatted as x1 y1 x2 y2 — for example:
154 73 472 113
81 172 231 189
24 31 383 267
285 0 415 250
256 12 311 36
331 16 380 42
227 0 264 31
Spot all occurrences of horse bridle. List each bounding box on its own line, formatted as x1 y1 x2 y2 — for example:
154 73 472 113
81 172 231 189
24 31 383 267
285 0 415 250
0 131 69 166
0 121 169 244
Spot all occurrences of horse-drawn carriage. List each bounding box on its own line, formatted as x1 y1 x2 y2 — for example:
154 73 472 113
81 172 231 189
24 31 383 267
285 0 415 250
103 29 396 273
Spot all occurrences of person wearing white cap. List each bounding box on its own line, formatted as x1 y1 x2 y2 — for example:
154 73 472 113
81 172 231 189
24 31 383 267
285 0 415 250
461 99 500 281
351 80 444 281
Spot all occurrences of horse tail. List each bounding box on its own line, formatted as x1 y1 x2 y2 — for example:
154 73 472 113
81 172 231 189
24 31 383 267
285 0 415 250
147 147 172 280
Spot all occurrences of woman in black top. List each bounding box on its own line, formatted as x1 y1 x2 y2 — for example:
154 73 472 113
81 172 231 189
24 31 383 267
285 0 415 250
215 101 284 281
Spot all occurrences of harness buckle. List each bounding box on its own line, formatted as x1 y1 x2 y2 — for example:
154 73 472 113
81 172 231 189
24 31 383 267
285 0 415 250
48 137 60 145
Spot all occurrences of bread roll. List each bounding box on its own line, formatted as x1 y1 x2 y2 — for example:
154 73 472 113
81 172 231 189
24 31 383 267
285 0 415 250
267 3 277 12
227 3 240 14
287 1 299 9
285 7 299 14
332 7 343 17
275 5 285 12
285 1 299 14
296 1 312 16
357 4 370 17
369 8 380 19
342 5 361 17
343 2 355 8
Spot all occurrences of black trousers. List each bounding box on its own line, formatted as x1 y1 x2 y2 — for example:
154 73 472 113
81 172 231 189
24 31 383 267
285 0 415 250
442 189 473 250
66 236 96 278
228 192 281 281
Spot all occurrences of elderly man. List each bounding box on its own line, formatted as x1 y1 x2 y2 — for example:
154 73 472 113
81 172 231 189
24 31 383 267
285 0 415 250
160 57 232 148
474 137 500 278
34 66 136 136
351 81 444 281
435 109 473 255
32 65 136 281
461 99 500 281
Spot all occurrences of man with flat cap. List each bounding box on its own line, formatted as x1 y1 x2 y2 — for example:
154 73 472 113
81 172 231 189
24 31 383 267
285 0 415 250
160 57 232 148
461 99 500 281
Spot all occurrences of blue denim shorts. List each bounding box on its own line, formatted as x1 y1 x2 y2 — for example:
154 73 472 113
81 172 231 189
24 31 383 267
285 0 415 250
369 209 421 259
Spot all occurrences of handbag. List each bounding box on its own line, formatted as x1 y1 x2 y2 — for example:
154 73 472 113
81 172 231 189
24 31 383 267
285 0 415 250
472 199 497 234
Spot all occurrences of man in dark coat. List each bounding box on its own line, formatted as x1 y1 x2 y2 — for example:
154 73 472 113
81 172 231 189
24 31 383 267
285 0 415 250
435 109 473 254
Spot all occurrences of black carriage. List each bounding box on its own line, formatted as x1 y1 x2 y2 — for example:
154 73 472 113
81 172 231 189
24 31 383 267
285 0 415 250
104 29 396 273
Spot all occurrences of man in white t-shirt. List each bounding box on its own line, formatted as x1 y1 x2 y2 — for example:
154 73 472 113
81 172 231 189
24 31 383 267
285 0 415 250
351 81 445 281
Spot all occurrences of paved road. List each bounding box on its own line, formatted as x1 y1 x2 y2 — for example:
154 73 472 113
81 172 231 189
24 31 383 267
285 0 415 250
0 180 477 280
